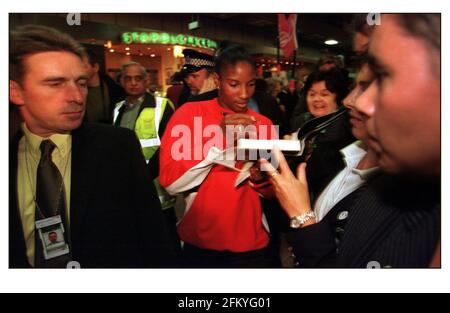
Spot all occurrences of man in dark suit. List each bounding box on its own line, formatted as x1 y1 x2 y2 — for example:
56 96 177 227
9 25 175 268
82 47 126 124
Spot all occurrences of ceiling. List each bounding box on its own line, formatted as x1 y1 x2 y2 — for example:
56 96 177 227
202 13 355 55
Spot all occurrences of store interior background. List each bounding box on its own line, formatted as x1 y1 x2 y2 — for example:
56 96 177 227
10 13 356 94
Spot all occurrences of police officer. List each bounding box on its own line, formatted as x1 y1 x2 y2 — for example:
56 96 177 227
177 49 218 106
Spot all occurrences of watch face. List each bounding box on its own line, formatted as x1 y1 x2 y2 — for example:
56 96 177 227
290 218 301 228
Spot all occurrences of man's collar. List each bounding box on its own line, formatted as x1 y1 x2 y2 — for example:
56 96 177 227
126 94 146 107
21 123 71 158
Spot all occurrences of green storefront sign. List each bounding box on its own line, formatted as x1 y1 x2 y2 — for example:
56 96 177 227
121 31 217 50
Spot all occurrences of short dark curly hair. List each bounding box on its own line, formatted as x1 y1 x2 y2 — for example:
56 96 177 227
303 68 351 106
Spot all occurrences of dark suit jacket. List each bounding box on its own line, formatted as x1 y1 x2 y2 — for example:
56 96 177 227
287 174 440 268
10 123 176 268
305 111 355 200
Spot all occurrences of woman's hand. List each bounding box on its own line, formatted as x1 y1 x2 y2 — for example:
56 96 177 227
220 113 256 147
261 147 312 219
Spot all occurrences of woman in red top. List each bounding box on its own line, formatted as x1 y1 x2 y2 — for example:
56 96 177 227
160 45 278 267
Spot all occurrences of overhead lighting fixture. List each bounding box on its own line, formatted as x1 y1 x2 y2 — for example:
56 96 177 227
125 47 130 51
150 53 156 58
325 39 339 45
126 52 131 56
173 45 184 58
109 49 115 53
188 20 201 30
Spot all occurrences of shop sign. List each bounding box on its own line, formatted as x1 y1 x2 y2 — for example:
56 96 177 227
121 32 217 50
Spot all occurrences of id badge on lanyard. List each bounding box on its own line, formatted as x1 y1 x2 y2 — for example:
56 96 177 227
35 215 70 260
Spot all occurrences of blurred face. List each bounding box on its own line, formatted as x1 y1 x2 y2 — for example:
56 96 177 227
353 32 370 55
48 232 58 243
185 68 209 95
271 81 282 97
9 51 88 138
82 56 99 85
343 63 374 141
306 81 338 117
218 61 256 113
121 65 147 98
355 15 440 177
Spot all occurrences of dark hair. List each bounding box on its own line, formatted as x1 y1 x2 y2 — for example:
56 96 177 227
10 25 86 83
393 14 440 76
215 44 256 76
316 54 344 70
303 68 351 106
350 13 375 37
83 46 98 66
354 52 369 70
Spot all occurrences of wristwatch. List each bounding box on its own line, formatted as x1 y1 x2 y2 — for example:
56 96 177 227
290 211 316 229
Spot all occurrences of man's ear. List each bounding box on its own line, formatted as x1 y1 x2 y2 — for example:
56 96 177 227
10 80 25 106
93 62 100 74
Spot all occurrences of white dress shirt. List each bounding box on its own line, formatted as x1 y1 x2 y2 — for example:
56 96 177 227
314 141 378 222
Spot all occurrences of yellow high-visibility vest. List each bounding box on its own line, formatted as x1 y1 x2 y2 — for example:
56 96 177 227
114 96 176 209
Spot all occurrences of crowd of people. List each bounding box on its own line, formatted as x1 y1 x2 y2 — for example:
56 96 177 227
9 13 440 268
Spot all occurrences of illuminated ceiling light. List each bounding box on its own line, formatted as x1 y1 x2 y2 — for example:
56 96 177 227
167 47 171 51
173 45 184 58
324 39 339 45
109 49 115 53
285 62 289 65
150 53 156 58
125 47 130 51
126 52 131 56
